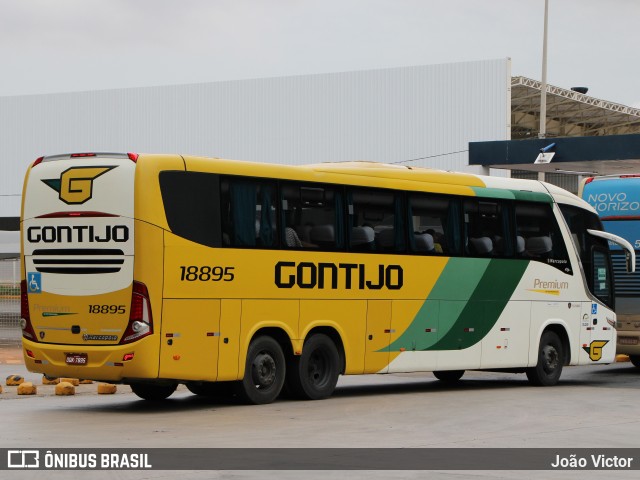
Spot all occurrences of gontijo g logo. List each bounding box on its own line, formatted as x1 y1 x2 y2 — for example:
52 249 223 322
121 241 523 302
583 340 609 361
42 166 115 205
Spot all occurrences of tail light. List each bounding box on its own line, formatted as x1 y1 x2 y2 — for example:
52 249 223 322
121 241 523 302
584 177 595 185
20 280 38 342
120 281 153 344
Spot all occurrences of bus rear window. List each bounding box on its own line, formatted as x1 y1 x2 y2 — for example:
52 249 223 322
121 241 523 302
159 171 222 247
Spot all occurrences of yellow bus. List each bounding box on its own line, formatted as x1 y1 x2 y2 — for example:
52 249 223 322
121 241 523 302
20 153 635 404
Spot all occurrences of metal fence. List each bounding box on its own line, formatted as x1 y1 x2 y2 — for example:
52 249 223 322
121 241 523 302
511 170 580 195
0 258 21 344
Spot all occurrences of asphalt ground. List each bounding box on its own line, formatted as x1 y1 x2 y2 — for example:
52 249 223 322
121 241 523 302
2 342 640 480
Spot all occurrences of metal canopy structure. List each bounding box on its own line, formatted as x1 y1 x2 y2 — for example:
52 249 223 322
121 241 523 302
468 77 640 183
511 76 640 139
469 133 640 176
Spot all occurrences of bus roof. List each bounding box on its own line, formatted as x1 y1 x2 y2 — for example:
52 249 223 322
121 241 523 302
138 154 595 210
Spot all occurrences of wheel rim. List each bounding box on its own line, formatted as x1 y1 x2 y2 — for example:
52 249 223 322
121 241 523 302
542 344 559 375
251 351 277 389
307 348 330 387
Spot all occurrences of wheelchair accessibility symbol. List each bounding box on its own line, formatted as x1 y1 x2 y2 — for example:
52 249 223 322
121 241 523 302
27 272 42 294
591 303 598 315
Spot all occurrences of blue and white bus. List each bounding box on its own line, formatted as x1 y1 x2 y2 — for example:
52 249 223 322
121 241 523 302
580 175 640 367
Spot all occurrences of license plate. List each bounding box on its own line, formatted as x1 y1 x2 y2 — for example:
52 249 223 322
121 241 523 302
618 337 638 346
65 353 88 365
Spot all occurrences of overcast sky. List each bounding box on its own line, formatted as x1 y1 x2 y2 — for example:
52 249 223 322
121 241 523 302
1 0 639 108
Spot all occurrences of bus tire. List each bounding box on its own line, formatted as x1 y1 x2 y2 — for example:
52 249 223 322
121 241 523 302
286 334 340 400
236 336 285 405
433 370 464 383
526 330 563 386
130 382 177 401
629 355 640 368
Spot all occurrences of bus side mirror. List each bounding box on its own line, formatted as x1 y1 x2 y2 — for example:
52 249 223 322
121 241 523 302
587 229 636 273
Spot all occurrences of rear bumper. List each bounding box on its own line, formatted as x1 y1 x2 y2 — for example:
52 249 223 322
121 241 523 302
616 331 640 356
22 336 159 382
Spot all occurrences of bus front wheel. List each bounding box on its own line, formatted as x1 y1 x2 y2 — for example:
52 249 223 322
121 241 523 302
286 334 340 400
130 382 177 401
629 355 640 368
526 330 564 386
236 336 285 405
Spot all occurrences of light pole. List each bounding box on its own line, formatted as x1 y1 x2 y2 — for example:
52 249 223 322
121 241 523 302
539 0 549 139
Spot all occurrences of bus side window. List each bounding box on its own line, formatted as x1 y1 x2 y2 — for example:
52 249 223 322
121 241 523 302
348 188 405 253
280 182 344 251
463 199 510 258
516 202 572 274
407 193 455 255
220 177 278 249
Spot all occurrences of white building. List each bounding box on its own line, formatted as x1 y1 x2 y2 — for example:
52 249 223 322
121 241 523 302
0 58 511 219
1 58 514 257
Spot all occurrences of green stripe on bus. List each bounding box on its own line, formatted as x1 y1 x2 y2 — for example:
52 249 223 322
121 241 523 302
386 258 529 352
386 258 490 351
511 190 553 203
427 259 529 351
470 187 515 200
470 187 552 204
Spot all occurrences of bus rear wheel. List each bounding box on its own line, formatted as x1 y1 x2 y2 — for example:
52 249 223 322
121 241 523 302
526 330 564 386
236 336 285 405
433 370 465 383
286 334 340 400
130 382 177 401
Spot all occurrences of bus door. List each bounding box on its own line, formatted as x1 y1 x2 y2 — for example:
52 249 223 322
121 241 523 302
580 247 616 363
579 301 598 359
